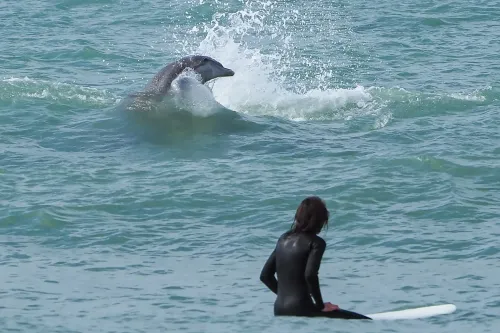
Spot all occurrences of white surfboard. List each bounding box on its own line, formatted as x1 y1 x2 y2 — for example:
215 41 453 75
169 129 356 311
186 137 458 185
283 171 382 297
366 304 456 320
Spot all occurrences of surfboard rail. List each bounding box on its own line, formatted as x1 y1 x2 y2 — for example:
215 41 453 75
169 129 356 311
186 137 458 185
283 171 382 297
365 304 457 320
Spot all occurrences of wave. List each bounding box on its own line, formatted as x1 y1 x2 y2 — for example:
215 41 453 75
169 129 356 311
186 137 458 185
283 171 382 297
0 77 116 108
1 75 493 126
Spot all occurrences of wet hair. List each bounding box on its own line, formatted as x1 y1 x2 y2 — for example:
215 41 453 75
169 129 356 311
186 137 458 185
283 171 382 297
291 196 329 234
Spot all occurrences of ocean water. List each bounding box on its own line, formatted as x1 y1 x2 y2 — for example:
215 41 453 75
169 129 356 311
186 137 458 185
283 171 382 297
1 0 499 332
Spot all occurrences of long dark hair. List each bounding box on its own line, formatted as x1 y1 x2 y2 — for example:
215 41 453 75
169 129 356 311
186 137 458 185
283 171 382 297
291 196 329 234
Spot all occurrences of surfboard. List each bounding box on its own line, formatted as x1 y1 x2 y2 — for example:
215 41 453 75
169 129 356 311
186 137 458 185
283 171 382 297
365 304 456 320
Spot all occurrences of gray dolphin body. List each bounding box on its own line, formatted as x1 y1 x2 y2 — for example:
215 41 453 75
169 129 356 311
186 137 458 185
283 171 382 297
143 55 235 98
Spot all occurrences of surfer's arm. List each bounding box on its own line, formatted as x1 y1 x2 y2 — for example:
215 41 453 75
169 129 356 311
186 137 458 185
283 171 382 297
260 248 278 294
305 237 326 310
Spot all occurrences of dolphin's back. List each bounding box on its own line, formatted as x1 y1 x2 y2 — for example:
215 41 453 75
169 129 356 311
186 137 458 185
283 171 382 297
144 61 186 95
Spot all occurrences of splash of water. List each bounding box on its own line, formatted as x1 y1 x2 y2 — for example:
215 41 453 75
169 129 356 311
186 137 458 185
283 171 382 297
173 0 379 123
169 70 227 117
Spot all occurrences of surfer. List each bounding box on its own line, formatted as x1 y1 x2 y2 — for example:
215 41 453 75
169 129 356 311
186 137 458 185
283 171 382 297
259 196 371 320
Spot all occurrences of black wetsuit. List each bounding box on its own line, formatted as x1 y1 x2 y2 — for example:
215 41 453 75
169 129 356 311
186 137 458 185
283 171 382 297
260 231 371 320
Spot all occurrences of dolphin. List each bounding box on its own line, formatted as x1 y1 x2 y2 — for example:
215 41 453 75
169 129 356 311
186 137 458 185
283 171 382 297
142 55 235 99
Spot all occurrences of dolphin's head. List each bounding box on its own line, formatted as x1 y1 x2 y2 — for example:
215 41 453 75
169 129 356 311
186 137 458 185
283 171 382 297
184 55 235 84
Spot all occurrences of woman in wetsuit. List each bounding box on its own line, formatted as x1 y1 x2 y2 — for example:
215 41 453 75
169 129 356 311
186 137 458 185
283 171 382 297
260 196 371 320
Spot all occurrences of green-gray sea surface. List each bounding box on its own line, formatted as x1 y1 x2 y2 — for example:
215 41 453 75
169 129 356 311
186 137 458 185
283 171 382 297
1 1 499 332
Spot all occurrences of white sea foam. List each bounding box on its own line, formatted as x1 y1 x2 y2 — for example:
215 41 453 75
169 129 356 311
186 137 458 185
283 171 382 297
170 0 385 124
